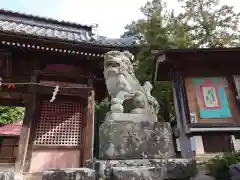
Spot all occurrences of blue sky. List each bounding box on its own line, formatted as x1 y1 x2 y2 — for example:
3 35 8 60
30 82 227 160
0 0 147 38
0 0 238 38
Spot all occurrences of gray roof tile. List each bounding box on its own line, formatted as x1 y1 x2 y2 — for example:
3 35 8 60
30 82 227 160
0 9 140 48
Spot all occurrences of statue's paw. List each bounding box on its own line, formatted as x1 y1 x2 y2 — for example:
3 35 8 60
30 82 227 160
131 108 145 114
111 98 123 104
111 104 124 113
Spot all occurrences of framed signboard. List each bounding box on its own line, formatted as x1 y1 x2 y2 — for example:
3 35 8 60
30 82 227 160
192 77 232 119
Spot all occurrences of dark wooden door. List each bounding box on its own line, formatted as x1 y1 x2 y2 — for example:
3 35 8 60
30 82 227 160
202 134 233 153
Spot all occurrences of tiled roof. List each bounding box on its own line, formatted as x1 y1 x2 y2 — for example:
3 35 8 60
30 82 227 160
0 9 140 48
0 9 92 31
0 120 22 136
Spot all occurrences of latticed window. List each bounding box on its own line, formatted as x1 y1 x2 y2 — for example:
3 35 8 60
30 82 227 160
34 101 85 146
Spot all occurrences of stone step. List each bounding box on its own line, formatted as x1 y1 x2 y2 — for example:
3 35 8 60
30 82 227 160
41 168 95 180
112 166 164 180
86 158 196 180
22 172 42 180
196 153 221 164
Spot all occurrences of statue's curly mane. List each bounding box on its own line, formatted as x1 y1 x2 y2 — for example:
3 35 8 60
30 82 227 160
104 51 134 75
103 50 159 115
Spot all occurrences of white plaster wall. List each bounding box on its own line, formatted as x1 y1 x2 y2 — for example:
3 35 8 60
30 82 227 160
231 135 240 151
176 136 205 154
177 135 240 155
194 136 205 155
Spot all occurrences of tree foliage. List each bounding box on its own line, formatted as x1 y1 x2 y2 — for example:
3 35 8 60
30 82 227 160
0 106 25 125
122 0 240 121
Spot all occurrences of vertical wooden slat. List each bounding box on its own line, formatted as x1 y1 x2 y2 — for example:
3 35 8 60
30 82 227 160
83 90 94 161
87 76 94 161
22 97 40 172
172 71 193 158
14 71 39 174
5 52 12 78
81 76 94 165
90 90 95 159
86 90 94 160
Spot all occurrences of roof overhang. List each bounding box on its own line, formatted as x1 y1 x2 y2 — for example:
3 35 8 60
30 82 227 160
0 32 141 57
0 9 142 54
153 48 240 82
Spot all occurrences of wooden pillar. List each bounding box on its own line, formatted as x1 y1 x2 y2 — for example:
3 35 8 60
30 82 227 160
81 90 95 165
86 90 95 160
23 98 40 172
81 77 95 165
172 70 193 158
14 71 39 175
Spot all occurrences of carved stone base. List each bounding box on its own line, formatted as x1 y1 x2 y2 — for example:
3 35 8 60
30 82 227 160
105 112 158 122
0 171 14 180
85 159 196 180
230 163 240 180
99 113 175 160
42 168 95 180
112 166 164 180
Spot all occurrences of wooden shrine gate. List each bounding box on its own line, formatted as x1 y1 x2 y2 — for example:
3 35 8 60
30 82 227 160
29 99 86 173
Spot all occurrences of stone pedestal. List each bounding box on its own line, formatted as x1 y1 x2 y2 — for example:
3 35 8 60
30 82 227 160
96 113 196 179
112 166 163 180
99 113 175 160
85 159 196 180
230 163 240 180
0 171 14 180
42 168 95 180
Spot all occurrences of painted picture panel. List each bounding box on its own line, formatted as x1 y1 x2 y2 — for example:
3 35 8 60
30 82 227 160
192 77 232 119
200 85 221 109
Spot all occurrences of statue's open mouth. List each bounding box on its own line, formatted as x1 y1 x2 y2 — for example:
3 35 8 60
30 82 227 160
104 59 120 68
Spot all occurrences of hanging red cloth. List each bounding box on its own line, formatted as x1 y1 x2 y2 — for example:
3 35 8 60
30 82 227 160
8 84 16 89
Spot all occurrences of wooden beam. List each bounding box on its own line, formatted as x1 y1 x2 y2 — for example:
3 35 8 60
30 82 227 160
40 71 91 80
36 86 89 98
81 76 95 165
88 90 95 160
22 96 40 172
172 71 193 158
5 52 12 78
90 91 95 160
81 90 95 165
14 71 39 175
189 122 240 128
0 98 24 106
189 127 240 135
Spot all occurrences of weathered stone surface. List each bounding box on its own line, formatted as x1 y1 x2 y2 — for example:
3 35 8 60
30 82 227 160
85 159 196 179
99 115 175 160
103 50 159 114
0 171 14 180
112 166 164 180
42 168 95 180
230 163 240 180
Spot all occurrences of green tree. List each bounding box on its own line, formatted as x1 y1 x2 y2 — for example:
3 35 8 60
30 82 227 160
178 0 240 48
122 0 240 121
0 106 25 125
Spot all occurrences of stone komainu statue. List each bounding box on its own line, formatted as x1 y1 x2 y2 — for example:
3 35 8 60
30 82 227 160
103 50 159 114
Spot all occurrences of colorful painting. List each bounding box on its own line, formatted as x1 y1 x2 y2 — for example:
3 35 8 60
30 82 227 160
192 77 232 119
200 84 221 109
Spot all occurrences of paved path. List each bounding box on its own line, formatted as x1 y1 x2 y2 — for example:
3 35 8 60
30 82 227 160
192 168 214 180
